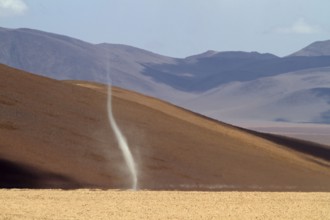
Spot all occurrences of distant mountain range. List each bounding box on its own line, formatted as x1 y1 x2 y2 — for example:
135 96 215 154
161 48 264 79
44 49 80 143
1 27 330 124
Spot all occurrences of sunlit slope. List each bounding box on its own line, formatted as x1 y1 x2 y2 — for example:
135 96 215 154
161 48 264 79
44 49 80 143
1 64 330 190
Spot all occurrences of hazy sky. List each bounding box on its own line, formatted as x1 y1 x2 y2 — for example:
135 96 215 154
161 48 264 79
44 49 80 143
0 0 329 58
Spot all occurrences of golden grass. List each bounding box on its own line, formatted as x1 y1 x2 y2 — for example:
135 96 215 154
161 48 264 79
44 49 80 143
0 190 329 220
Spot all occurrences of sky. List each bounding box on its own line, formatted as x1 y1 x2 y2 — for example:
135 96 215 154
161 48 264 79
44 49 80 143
0 0 329 58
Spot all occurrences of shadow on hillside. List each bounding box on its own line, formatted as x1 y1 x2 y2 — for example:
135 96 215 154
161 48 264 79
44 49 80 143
247 131 330 164
0 159 80 189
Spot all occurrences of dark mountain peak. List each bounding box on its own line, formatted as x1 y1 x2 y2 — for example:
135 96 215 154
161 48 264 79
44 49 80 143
290 40 330 57
185 50 219 60
212 51 278 59
185 50 277 61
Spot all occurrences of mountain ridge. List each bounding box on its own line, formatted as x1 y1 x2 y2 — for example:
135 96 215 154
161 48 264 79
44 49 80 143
1 27 330 125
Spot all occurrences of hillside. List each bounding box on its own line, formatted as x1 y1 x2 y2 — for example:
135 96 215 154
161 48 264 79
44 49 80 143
1 64 330 190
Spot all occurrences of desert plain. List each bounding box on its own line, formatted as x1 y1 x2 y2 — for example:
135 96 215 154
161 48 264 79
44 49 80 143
1 190 330 220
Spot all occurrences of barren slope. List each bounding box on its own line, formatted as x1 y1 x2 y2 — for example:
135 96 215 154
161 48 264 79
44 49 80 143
1 64 330 190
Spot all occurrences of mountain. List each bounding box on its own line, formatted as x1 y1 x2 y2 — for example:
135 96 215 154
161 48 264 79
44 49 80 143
0 27 185 102
184 67 330 124
143 51 330 92
1 27 330 93
290 40 330 57
1 27 330 125
1 64 330 190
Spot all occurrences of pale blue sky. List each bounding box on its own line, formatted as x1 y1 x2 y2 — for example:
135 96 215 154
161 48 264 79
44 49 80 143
1 0 329 58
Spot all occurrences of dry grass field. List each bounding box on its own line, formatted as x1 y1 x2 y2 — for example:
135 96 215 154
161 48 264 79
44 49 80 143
1 190 330 220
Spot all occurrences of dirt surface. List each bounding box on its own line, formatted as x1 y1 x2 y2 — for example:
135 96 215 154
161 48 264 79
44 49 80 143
0 190 329 220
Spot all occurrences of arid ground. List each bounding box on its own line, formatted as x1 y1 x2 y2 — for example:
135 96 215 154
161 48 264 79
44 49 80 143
0 190 329 220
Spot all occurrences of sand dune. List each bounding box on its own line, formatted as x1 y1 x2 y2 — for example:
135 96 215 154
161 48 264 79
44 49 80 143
1 64 330 190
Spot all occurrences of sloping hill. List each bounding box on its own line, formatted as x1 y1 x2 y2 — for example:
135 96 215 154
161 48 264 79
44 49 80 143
290 40 330 57
1 64 330 190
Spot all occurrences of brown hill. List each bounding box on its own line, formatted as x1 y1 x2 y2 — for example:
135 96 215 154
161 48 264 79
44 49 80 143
1 64 330 191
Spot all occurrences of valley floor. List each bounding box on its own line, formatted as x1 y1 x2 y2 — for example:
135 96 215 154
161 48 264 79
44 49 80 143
0 190 329 219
